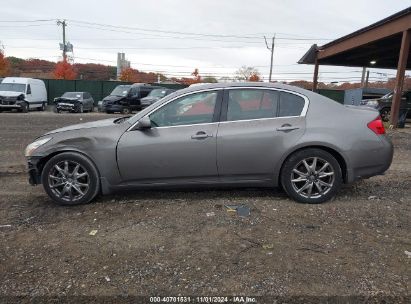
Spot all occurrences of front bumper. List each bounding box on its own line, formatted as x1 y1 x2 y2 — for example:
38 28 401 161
56 103 79 111
27 157 42 185
0 104 23 110
104 104 124 113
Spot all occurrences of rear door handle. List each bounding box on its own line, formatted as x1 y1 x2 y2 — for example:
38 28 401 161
191 131 213 139
276 126 299 132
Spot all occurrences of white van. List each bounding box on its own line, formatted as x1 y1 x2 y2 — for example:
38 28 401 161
0 77 47 112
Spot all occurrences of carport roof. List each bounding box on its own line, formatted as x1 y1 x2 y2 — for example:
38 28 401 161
298 7 411 69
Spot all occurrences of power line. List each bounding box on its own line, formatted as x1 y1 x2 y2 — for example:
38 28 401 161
0 19 56 23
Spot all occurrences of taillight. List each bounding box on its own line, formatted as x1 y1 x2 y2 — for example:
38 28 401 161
367 116 385 135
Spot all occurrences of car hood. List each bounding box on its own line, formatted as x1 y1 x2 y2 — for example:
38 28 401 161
0 91 24 97
103 95 124 102
45 118 121 135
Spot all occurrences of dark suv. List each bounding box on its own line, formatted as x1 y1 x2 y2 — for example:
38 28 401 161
360 91 411 122
99 83 163 114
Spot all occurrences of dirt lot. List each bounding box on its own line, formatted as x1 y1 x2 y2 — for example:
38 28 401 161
0 111 410 302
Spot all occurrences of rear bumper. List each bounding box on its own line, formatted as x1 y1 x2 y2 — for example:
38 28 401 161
346 135 393 183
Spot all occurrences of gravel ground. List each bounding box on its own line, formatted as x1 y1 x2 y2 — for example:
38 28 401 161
0 111 410 302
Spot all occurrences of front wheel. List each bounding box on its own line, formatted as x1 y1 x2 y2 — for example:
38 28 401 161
281 148 342 204
76 104 84 113
41 152 100 205
121 107 131 115
20 102 29 113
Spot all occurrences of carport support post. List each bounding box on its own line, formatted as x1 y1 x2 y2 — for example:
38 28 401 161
390 29 411 127
312 55 319 92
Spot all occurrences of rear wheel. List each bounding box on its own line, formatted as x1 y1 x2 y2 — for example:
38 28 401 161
38 102 46 111
380 108 391 122
281 148 342 204
41 152 100 205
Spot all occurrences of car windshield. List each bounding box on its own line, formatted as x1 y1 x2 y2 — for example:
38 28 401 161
148 89 168 98
381 91 406 99
0 83 26 93
62 92 82 98
111 85 131 97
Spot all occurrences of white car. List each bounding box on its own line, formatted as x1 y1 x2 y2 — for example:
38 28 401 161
0 77 48 112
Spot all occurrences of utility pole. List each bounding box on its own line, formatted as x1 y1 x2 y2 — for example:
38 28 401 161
57 20 67 60
264 35 275 82
364 70 370 88
360 67 366 87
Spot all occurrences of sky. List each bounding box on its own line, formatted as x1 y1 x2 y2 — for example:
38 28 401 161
0 0 410 83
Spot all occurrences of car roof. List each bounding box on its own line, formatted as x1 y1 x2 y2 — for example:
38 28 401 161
175 82 315 98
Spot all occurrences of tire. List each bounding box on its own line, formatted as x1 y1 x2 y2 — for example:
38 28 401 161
280 148 342 204
38 102 46 111
41 152 100 205
121 107 131 115
20 102 29 113
76 104 84 113
380 108 390 122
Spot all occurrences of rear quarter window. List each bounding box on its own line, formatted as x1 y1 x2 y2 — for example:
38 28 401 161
278 92 305 117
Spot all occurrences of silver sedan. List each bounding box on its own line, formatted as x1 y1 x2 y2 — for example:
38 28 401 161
25 83 393 205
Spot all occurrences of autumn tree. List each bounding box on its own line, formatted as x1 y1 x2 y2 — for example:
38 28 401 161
119 67 138 82
235 66 261 81
74 63 116 80
248 73 261 82
53 59 77 80
0 49 10 77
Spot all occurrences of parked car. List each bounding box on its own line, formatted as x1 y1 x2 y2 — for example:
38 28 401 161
360 90 411 121
25 83 393 205
54 92 94 113
99 83 163 114
140 88 175 109
0 77 47 112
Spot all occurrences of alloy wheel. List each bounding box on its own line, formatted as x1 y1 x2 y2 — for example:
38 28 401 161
48 160 90 202
290 157 335 199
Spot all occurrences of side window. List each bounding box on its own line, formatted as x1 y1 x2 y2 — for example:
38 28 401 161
278 92 305 117
150 91 218 127
83 93 89 99
140 88 151 98
227 89 279 121
130 87 139 97
26 84 31 95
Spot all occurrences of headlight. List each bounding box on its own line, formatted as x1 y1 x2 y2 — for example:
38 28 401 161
365 100 379 107
25 137 52 157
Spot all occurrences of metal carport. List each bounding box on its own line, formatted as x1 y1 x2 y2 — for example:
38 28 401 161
298 7 411 127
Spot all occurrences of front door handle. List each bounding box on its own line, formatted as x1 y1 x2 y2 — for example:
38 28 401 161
276 125 299 132
191 131 213 140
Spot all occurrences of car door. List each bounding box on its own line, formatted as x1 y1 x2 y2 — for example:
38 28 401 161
117 89 223 184
216 88 307 181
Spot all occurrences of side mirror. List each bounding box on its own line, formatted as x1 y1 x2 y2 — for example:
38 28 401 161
135 117 152 130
